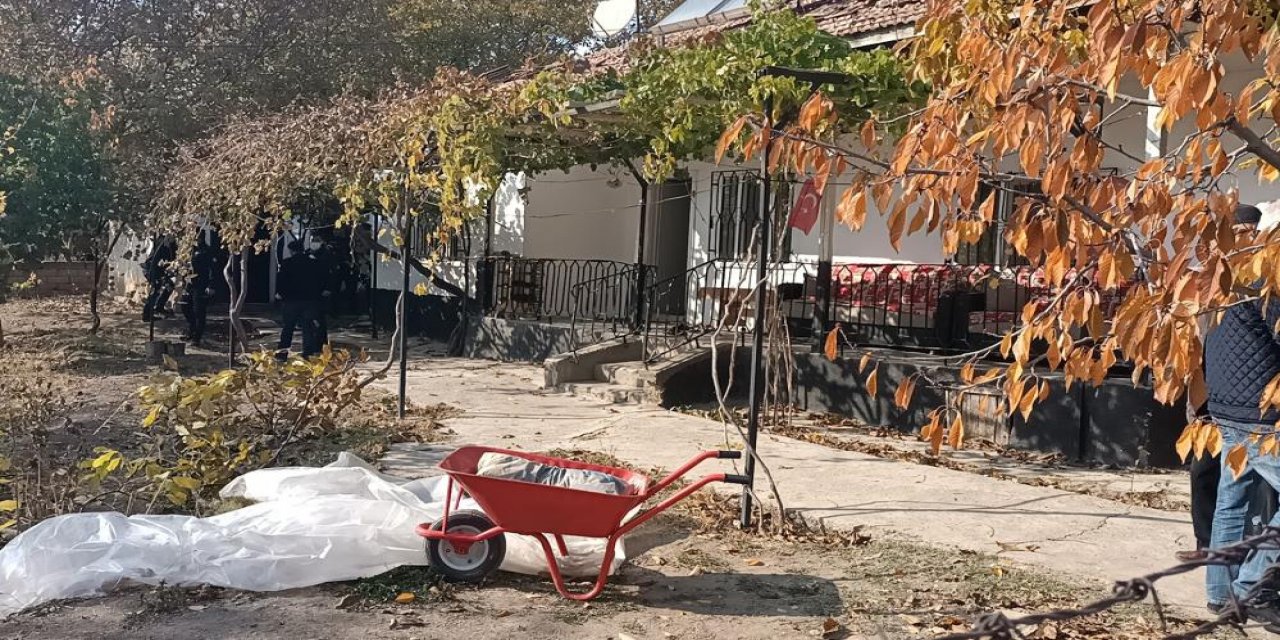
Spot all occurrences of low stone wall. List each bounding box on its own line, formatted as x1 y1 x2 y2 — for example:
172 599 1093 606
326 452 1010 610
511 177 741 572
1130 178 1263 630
792 351 1184 468
3 261 97 297
463 316 604 363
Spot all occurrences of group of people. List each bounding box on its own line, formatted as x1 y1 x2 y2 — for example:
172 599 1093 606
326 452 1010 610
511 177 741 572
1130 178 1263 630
140 229 359 358
1187 203 1280 629
141 235 220 346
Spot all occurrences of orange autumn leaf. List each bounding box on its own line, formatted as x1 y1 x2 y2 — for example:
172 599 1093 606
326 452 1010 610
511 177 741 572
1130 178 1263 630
894 376 917 410
1226 443 1249 480
823 326 839 361
836 187 868 230
715 115 748 164
1175 423 1196 462
948 414 965 449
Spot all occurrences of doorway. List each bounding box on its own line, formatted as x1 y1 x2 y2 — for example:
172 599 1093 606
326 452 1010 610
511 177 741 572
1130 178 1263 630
644 179 692 317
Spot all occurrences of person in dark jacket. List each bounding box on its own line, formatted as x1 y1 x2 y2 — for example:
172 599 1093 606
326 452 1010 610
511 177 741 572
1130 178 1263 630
1181 382 1218 562
141 237 177 322
275 239 329 358
183 236 216 346
1204 203 1280 623
309 236 338 346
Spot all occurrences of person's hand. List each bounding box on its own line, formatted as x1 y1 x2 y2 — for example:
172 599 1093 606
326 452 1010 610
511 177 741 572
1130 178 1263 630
274 293 283 301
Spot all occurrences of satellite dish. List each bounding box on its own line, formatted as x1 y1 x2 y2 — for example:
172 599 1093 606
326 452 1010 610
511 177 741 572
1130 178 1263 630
592 0 637 38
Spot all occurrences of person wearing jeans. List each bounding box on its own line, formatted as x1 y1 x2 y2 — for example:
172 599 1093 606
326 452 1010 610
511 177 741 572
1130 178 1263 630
1204 203 1280 625
1206 420 1277 609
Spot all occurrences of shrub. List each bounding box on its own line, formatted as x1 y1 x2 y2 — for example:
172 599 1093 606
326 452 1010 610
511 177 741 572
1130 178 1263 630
88 348 367 512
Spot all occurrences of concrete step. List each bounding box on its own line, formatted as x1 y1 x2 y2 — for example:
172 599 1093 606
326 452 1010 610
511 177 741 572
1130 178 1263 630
556 381 648 405
593 361 652 388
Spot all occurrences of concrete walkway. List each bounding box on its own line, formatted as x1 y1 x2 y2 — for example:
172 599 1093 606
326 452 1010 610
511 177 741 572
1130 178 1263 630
373 355 1203 618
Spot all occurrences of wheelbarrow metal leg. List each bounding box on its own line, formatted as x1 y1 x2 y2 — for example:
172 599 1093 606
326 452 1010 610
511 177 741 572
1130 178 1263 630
532 532 621 601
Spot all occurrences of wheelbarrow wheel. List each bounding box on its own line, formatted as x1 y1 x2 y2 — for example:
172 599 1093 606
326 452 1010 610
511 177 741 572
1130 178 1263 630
425 510 505 583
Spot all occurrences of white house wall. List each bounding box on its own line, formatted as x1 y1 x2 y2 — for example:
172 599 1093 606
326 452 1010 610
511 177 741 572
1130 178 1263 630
373 173 525 295
1102 58 1280 227
522 165 641 262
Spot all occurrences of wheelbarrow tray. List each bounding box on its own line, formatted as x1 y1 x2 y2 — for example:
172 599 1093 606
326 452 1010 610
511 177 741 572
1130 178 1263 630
439 445 651 538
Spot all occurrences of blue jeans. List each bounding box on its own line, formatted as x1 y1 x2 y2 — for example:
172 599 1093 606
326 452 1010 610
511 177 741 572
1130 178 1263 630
1206 418 1280 605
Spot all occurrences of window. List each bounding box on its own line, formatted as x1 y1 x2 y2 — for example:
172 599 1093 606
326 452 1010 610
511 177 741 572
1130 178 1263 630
709 170 792 260
954 181 1035 267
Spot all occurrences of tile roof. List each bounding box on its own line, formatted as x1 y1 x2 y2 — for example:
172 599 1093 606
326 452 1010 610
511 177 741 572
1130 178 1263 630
803 0 926 38
583 0 925 75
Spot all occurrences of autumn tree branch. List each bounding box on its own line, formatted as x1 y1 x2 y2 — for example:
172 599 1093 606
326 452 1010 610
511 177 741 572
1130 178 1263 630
1224 116 1280 171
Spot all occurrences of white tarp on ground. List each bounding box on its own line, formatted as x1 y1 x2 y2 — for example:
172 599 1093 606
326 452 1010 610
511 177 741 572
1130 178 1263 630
0 453 622 617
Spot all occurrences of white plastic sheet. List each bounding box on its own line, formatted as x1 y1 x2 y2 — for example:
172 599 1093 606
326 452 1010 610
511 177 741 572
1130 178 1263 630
0 453 623 617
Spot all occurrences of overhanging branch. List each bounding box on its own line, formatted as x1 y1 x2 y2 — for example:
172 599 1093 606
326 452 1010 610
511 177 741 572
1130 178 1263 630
1224 117 1280 171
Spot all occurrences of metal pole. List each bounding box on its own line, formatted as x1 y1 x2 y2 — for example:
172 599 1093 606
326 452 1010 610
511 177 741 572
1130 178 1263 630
813 190 835 351
228 251 238 368
480 195 495 315
737 66 852 528
398 212 412 420
741 92 773 529
148 280 157 343
371 214 380 340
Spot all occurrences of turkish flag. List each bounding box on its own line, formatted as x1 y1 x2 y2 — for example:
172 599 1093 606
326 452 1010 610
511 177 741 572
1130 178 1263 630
788 177 823 235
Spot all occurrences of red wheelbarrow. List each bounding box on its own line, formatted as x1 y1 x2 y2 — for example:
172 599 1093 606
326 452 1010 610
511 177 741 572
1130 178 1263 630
415 445 748 600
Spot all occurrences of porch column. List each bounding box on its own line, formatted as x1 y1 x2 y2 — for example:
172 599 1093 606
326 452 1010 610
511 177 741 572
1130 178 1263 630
478 194 495 315
811 188 836 351
625 161 650 329
1144 87 1168 159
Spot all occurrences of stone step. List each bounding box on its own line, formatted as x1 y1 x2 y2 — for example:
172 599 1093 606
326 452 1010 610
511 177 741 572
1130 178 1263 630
593 361 651 388
557 381 648 405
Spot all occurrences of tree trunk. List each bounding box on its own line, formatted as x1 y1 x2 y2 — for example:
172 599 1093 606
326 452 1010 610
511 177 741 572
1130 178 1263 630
223 249 251 360
88 265 101 334
88 224 126 335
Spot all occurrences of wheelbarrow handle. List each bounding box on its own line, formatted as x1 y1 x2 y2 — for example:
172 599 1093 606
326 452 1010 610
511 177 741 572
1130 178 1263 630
722 474 751 485
716 450 743 459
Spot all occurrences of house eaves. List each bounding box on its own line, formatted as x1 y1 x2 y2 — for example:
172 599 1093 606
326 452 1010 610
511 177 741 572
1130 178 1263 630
582 1 928 76
650 3 752 36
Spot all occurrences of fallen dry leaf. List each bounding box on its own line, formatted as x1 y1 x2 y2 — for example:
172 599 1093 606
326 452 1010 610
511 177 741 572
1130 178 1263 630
744 558 765 567
821 617 842 638
394 592 416 604
388 616 424 629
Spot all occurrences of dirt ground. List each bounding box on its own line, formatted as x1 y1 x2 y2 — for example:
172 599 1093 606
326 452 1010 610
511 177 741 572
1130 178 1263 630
0 297 1214 638
3 506 1197 640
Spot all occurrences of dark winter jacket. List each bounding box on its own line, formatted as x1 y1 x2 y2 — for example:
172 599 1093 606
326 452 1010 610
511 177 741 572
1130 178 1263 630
276 254 328 301
1205 298 1280 424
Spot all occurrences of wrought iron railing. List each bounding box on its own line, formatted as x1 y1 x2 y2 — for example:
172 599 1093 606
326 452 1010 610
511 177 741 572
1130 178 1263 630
482 256 640 323
781 263 1031 353
567 264 648 348
640 260 816 363
475 254 1129 363
783 263 1095 356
